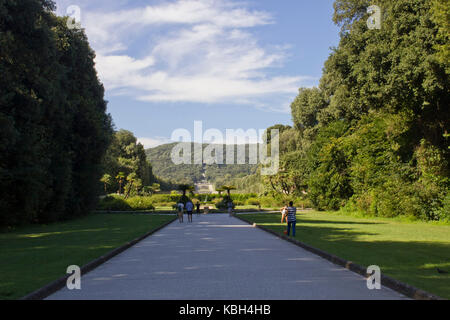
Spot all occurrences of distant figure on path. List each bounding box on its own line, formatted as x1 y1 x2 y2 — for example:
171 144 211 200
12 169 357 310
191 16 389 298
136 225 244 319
177 202 184 223
227 200 234 217
186 200 194 223
287 201 297 237
196 202 201 215
280 205 288 224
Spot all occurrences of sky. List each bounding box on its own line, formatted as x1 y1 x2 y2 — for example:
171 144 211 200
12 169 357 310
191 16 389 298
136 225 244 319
53 0 340 148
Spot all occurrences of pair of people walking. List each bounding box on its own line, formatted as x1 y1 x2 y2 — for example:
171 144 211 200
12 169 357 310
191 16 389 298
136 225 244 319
281 201 297 237
177 200 194 223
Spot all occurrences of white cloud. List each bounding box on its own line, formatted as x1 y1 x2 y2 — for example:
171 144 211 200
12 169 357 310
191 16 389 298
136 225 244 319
85 0 273 30
55 0 310 112
95 55 155 89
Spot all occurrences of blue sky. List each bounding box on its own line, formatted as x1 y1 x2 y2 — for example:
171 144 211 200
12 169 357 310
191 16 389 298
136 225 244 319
54 0 340 148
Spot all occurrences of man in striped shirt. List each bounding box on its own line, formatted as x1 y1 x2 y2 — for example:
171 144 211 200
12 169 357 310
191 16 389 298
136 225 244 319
287 201 297 237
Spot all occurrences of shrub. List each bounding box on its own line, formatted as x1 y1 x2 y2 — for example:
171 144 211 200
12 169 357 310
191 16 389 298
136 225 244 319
259 196 284 208
150 194 181 203
435 193 450 222
214 199 225 210
246 198 261 206
154 201 176 208
231 194 257 202
97 196 131 211
215 197 234 210
343 179 442 221
295 197 313 209
126 197 155 211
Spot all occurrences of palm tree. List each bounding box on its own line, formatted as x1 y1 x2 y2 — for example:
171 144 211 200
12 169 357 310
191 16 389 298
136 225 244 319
134 178 143 196
178 184 195 196
221 185 237 197
215 186 225 196
144 183 161 196
151 183 161 195
124 173 137 199
100 174 112 194
115 172 126 195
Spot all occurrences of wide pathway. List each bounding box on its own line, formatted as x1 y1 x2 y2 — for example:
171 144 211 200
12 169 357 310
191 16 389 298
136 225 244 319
48 214 406 300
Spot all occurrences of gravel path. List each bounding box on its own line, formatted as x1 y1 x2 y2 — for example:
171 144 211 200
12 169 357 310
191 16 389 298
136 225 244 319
48 214 406 300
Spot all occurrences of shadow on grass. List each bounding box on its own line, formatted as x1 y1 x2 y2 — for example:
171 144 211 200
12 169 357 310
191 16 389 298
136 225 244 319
299 218 385 226
243 215 450 299
0 214 174 300
255 213 386 226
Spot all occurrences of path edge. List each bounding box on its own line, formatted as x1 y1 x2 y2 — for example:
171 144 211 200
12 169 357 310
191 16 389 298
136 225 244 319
234 214 444 301
20 216 177 300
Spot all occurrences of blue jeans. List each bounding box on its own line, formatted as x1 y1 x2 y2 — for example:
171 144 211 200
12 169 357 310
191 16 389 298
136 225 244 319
287 221 296 237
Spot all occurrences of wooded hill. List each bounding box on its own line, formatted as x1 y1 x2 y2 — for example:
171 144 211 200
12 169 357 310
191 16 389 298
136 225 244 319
145 143 258 185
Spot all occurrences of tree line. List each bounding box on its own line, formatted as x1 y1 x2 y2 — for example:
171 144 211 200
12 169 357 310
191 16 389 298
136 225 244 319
263 0 449 220
1 0 448 226
0 0 113 226
100 129 179 198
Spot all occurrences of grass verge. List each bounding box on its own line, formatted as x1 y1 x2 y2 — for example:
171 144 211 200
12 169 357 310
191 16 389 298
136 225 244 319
0 214 175 300
240 211 450 299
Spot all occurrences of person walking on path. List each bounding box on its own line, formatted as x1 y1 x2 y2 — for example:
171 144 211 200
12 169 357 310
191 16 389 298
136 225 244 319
196 202 201 216
186 200 194 223
177 202 184 223
227 200 234 217
287 201 297 237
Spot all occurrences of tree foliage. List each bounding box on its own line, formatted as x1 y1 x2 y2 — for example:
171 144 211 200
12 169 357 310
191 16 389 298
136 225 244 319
430 0 450 73
0 0 113 226
263 0 449 220
103 130 155 195
145 142 258 186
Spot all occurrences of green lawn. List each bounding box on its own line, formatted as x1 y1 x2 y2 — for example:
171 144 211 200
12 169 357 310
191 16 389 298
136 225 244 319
0 214 175 300
240 211 450 299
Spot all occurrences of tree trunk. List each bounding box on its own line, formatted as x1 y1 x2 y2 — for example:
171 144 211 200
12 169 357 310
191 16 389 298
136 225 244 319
269 177 277 193
125 181 134 199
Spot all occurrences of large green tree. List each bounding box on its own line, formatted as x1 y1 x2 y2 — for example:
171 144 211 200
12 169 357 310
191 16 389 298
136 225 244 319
103 130 153 194
323 0 449 147
263 0 449 220
0 0 113 226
